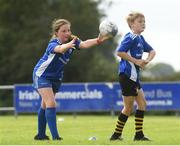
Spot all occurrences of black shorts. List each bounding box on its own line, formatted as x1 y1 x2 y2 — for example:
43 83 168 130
119 74 141 96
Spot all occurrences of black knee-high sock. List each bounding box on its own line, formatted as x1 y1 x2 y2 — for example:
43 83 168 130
135 109 145 138
113 113 128 137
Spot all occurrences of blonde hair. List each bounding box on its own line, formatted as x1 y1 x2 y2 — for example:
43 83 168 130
51 19 71 40
126 11 145 28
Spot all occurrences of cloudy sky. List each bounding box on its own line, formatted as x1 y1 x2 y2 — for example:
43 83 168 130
100 0 180 71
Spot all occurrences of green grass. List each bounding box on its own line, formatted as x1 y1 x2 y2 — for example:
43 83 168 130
0 115 180 145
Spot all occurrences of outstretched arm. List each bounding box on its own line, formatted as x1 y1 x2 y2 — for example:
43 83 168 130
79 34 110 49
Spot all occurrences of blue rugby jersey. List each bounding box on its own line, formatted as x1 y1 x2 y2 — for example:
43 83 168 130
117 32 153 83
33 37 81 80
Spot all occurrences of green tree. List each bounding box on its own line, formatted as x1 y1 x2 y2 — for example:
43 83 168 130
141 62 178 81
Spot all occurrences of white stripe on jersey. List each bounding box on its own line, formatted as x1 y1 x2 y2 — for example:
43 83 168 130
127 50 137 82
131 33 137 40
58 57 68 64
36 53 55 77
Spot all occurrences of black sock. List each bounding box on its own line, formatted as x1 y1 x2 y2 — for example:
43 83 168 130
135 109 145 138
113 112 128 137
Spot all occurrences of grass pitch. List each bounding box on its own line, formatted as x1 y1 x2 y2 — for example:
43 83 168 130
0 114 180 145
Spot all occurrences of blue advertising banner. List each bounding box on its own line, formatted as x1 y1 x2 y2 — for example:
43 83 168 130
112 82 180 111
144 82 180 110
55 83 114 112
14 85 41 113
14 83 114 113
14 82 180 113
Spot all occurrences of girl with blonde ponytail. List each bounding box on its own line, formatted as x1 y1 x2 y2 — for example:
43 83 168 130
33 18 109 141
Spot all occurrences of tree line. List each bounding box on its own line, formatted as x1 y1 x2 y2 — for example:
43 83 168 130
1 0 179 86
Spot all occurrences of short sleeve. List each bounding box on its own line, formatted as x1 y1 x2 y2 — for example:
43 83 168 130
141 36 154 52
46 42 59 54
117 36 133 52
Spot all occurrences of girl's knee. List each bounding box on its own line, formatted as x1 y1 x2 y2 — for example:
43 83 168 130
45 98 56 107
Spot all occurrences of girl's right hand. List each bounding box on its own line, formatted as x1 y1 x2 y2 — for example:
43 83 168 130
67 37 76 48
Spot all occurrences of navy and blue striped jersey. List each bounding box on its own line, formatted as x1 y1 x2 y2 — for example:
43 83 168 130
117 32 153 82
33 37 81 80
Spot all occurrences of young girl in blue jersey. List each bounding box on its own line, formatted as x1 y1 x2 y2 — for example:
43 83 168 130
110 12 156 141
33 19 109 140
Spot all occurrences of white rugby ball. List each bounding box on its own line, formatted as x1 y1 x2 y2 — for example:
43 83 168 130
99 20 118 37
